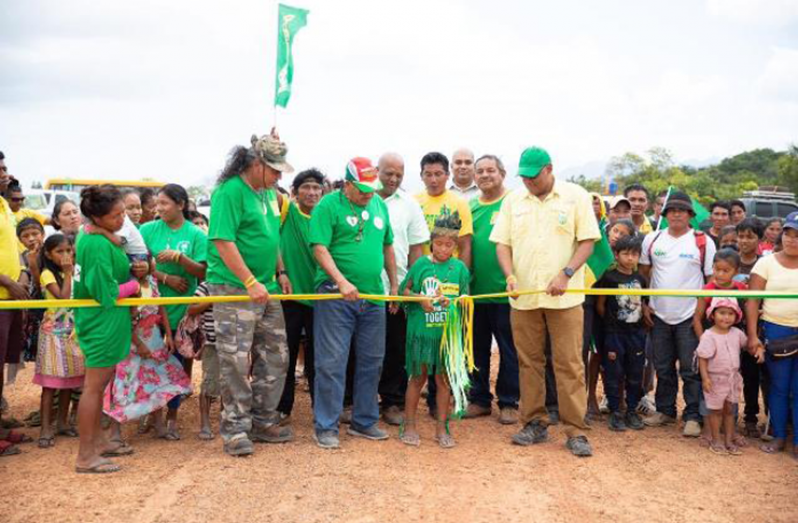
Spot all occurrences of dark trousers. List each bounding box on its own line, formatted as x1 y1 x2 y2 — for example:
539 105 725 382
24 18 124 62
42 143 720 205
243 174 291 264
651 316 702 422
378 309 408 408
469 303 519 409
0 310 23 404
603 329 646 413
278 301 315 416
740 350 764 423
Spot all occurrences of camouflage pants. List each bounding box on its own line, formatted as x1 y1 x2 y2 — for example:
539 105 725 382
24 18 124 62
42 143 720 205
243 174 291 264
209 284 289 443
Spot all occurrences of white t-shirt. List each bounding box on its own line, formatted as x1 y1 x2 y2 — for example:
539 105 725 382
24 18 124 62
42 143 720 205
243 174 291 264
119 215 148 256
640 229 716 325
380 189 430 293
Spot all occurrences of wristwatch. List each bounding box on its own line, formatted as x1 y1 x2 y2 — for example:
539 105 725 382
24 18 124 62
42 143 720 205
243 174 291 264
563 267 575 278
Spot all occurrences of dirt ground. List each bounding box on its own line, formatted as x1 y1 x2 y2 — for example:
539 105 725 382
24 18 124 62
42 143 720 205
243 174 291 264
2 356 797 523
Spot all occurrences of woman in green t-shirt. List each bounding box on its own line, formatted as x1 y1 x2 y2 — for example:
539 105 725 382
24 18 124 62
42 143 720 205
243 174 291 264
74 186 141 474
141 184 207 440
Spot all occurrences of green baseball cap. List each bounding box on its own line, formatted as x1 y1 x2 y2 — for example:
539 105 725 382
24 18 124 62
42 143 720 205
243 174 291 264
517 146 551 178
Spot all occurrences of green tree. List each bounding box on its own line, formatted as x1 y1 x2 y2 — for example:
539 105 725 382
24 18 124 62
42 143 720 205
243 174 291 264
567 174 602 193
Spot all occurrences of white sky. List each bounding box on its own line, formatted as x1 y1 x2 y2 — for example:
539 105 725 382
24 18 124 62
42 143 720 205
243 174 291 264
2 0 797 194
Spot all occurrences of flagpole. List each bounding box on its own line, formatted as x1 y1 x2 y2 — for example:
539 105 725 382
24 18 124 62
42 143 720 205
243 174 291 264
656 186 673 231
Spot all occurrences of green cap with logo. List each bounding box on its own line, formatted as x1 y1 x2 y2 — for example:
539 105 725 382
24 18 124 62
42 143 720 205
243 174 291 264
517 146 551 178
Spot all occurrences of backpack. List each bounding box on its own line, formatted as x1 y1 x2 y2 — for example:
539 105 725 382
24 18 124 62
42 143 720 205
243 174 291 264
647 229 708 270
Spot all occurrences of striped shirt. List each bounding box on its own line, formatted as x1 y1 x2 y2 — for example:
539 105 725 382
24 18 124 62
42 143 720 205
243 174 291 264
194 282 216 343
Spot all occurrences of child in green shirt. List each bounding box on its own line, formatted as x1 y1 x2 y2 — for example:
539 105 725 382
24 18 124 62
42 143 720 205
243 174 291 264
400 211 469 449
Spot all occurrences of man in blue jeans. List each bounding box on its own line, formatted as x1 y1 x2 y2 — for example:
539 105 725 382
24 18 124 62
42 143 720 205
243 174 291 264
309 157 398 449
640 191 715 437
465 154 520 424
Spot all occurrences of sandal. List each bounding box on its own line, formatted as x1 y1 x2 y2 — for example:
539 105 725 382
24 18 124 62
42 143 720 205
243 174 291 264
57 427 79 438
76 461 121 474
709 441 727 455
24 411 41 428
434 433 456 449
163 421 180 441
743 422 761 439
731 434 748 448
1 417 23 429
38 435 55 449
101 443 135 457
0 440 21 457
399 422 420 447
760 438 785 454
197 428 215 441
698 435 712 448
2 431 33 444
726 443 743 456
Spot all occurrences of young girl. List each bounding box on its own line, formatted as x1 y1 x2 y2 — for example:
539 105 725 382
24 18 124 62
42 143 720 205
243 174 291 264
34 234 84 448
759 218 782 256
607 218 636 248
187 281 219 440
400 212 469 449
18 218 45 363
697 298 749 455
693 249 746 339
719 225 738 251
103 268 192 448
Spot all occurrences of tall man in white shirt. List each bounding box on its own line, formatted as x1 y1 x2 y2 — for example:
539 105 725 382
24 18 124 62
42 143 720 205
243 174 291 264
640 191 715 437
376 153 431 425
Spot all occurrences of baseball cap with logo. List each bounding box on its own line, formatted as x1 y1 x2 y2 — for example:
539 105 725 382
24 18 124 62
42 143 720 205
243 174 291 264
783 211 798 232
345 157 382 193
250 134 294 174
517 146 552 178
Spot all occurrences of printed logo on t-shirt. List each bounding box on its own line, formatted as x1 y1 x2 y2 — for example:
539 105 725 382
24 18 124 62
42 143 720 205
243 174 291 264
616 280 642 323
679 253 696 261
653 247 667 257
176 241 190 254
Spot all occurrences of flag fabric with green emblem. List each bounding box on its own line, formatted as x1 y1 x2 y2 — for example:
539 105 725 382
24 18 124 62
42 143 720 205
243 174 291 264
585 225 614 288
274 4 309 108
656 186 711 231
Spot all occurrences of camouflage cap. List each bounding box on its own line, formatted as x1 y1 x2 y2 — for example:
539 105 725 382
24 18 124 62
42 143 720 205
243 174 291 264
250 134 295 174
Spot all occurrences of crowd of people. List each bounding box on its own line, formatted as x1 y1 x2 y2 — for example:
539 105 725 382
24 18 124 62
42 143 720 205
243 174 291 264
0 138 796 473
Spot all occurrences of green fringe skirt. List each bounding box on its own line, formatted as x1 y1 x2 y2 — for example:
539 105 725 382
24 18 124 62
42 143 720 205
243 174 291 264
405 333 444 377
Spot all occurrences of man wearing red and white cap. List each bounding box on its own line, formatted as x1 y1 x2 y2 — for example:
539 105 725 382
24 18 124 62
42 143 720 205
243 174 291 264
309 158 398 449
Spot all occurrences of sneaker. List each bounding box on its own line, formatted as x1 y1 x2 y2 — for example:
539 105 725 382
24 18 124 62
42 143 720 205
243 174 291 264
598 396 610 414
347 425 389 441
339 406 352 424
511 420 548 446
682 420 702 438
314 430 340 449
636 395 656 416
251 424 294 443
224 436 254 457
382 405 404 426
625 411 645 431
566 435 593 457
608 412 627 432
643 412 676 427
498 407 518 425
463 403 492 419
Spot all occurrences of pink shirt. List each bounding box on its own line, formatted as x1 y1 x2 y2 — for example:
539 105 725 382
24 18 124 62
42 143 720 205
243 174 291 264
695 328 748 376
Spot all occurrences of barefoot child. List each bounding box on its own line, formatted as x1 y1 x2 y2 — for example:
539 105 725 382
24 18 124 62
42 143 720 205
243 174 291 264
400 211 469 448
33 234 84 448
103 270 192 449
187 281 220 440
697 298 751 455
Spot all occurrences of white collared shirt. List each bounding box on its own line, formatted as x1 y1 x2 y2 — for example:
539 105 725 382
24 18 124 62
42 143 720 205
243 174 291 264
449 182 479 201
380 189 430 292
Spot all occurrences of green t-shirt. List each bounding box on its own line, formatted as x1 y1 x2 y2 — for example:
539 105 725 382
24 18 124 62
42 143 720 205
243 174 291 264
140 219 208 329
73 233 132 368
207 176 281 293
281 202 317 307
470 195 508 303
309 190 394 304
402 256 470 375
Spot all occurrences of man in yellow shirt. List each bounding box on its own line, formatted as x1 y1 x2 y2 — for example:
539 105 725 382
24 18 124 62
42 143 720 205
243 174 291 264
491 146 601 457
414 152 473 269
0 152 28 449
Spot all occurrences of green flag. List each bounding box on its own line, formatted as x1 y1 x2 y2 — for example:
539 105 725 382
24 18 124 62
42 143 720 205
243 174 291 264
585 221 614 287
656 186 711 231
274 4 309 108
